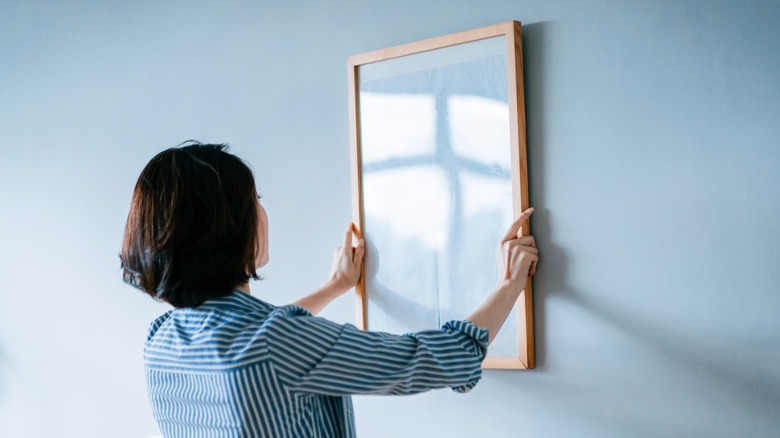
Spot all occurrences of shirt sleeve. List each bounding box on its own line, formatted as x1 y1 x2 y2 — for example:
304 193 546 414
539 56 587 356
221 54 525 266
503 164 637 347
266 305 489 396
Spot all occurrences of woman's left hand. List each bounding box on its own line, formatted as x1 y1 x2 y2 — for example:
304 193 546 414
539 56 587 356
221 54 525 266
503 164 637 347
328 224 365 292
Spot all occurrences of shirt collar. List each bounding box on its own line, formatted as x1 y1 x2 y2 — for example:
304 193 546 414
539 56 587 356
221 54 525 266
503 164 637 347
197 290 275 314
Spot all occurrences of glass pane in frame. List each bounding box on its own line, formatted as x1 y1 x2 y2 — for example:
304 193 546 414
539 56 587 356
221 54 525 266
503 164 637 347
348 21 533 369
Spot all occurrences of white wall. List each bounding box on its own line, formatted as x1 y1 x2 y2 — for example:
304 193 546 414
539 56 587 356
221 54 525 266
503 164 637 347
1 1 778 437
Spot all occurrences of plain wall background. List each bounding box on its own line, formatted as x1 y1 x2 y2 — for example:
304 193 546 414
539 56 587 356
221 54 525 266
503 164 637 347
1 1 778 437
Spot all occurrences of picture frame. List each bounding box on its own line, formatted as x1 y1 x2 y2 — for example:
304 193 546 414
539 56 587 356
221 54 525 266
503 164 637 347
347 21 533 369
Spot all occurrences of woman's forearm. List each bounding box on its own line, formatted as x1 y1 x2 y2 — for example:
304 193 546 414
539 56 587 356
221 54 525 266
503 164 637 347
467 208 537 345
292 279 350 316
465 280 527 345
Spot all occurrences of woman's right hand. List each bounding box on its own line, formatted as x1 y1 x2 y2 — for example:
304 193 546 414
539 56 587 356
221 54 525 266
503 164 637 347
497 208 538 287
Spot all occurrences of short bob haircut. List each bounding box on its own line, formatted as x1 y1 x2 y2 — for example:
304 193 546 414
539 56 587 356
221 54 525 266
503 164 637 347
120 142 260 308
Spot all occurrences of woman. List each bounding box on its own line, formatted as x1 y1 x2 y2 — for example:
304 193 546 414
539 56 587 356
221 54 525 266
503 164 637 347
121 142 538 437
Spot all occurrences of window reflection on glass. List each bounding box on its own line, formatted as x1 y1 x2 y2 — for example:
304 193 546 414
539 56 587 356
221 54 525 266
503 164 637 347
360 93 436 164
359 36 518 358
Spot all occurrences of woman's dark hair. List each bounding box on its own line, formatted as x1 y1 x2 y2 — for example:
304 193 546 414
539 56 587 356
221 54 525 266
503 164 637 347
120 141 260 308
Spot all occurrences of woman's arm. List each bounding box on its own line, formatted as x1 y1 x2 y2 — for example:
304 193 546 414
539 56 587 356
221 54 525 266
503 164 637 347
466 208 538 345
295 208 536 338
292 225 365 315
292 279 350 316
267 311 487 396
272 211 537 396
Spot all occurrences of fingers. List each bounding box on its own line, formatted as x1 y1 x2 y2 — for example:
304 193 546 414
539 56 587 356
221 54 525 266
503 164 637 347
516 235 536 248
505 242 538 255
497 212 538 282
343 225 353 251
501 208 534 243
502 240 539 278
353 238 366 263
512 250 539 265
350 222 361 238
339 223 365 263
344 223 365 254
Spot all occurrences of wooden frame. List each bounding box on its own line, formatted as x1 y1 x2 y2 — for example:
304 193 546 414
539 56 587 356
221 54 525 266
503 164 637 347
348 21 533 369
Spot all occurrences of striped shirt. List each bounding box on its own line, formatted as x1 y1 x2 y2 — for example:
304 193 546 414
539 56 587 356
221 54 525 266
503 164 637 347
144 291 488 437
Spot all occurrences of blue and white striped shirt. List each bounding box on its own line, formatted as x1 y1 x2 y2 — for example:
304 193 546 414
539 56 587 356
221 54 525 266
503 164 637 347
144 291 488 437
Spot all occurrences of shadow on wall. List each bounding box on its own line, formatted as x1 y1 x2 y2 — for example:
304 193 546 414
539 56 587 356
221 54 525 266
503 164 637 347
0 345 4 397
521 20 779 431
571 293 780 421
0 345 13 400
0 342 43 406
522 20 563 372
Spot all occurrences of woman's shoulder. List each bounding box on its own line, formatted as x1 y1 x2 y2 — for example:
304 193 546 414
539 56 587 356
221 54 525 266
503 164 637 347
143 292 295 371
146 310 175 341
268 303 313 318
145 293 320 340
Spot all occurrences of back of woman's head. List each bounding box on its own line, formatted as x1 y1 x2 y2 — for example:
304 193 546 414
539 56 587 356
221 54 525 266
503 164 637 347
120 142 260 308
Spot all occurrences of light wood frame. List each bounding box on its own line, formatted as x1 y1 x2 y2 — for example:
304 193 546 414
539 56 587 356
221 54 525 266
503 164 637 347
348 21 533 369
